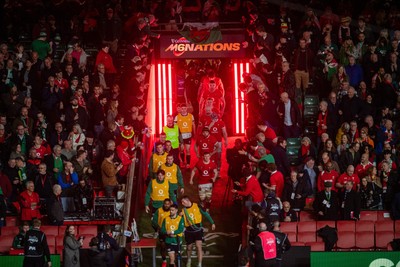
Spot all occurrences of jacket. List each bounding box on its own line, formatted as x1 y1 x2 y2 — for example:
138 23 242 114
63 235 81 267
277 99 302 128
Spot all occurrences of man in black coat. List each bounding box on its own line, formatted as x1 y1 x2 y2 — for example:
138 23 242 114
226 138 248 190
282 171 309 211
64 96 88 131
34 163 54 200
339 181 361 220
271 137 291 177
276 92 302 139
47 184 64 226
313 181 339 220
48 121 68 148
271 221 291 267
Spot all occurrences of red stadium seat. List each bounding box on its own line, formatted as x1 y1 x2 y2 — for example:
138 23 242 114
299 211 316 221
336 231 355 250
80 234 95 248
56 235 64 247
359 211 378 221
395 221 400 238
41 226 59 236
280 222 297 242
316 221 336 230
5 216 18 226
59 226 67 236
1 226 20 236
375 220 394 232
77 226 98 236
46 235 56 248
0 235 15 253
377 211 392 221
291 242 305 246
355 231 375 250
356 221 374 233
375 231 394 249
305 241 325 251
48 245 56 254
336 221 355 233
297 231 316 243
297 221 316 233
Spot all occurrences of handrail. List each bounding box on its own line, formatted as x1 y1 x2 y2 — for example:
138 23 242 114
120 135 139 247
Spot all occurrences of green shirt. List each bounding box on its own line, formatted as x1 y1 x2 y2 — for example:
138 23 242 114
32 39 51 60
163 124 180 149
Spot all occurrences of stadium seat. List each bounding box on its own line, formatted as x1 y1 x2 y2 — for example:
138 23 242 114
356 221 374 233
395 220 400 238
305 241 325 251
377 211 392 221
336 221 355 232
304 95 319 107
59 225 67 235
303 106 318 117
355 231 375 250
77 226 98 236
280 222 297 242
286 138 301 147
56 235 64 247
41 226 59 236
5 216 18 226
375 231 394 249
375 220 394 232
291 242 305 246
80 234 95 248
359 210 378 221
336 231 355 251
1 226 20 236
48 245 56 254
0 235 15 253
46 235 56 248
316 221 336 230
298 221 316 232
299 211 316 222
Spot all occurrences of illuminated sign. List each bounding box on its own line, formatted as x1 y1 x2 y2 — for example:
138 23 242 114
158 31 246 59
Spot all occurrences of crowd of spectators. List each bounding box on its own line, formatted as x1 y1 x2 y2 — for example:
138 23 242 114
0 0 159 229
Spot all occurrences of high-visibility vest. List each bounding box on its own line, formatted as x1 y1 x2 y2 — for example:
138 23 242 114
258 231 277 260
163 215 183 236
150 179 169 202
160 163 178 184
182 203 202 227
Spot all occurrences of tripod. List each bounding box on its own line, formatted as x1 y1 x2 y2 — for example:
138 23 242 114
222 175 232 208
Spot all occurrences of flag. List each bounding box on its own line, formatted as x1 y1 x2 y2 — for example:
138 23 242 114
179 22 222 44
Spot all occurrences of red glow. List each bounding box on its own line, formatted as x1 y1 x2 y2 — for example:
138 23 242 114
157 64 163 133
162 64 167 127
234 63 239 134
168 64 173 115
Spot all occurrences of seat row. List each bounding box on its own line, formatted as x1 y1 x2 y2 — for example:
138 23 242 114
0 225 98 237
297 210 392 222
280 220 400 251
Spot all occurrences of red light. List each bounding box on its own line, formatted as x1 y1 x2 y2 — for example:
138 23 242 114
234 63 239 134
157 64 163 133
168 64 173 115
162 64 167 126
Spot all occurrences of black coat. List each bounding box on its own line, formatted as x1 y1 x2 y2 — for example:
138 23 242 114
271 145 290 177
47 193 64 225
339 149 361 173
281 179 309 210
313 190 339 221
44 154 67 178
34 173 55 199
339 190 361 220
64 105 88 131
88 248 107 267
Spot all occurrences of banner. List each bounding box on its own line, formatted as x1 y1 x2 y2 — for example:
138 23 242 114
311 252 400 267
158 31 246 59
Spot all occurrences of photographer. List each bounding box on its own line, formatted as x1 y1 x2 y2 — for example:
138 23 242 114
63 225 83 267
97 225 119 267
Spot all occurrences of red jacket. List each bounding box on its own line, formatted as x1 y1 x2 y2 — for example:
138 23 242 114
19 190 41 221
237 175 264 202
95 50 117 74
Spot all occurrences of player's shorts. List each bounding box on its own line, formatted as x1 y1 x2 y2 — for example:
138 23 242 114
184 229 204 245
180 132 192 145
167 243 180 253
198 183 213 200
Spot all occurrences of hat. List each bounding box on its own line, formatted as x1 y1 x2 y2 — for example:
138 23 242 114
71 76 79 81
86 131 94 138
358 15 365 22
39 31 47 37
324 181 333 188
202 126 210 132
70 96 78 102
121 125 134 139
281 23 288 29
15 156 25 162
341 16 351 24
